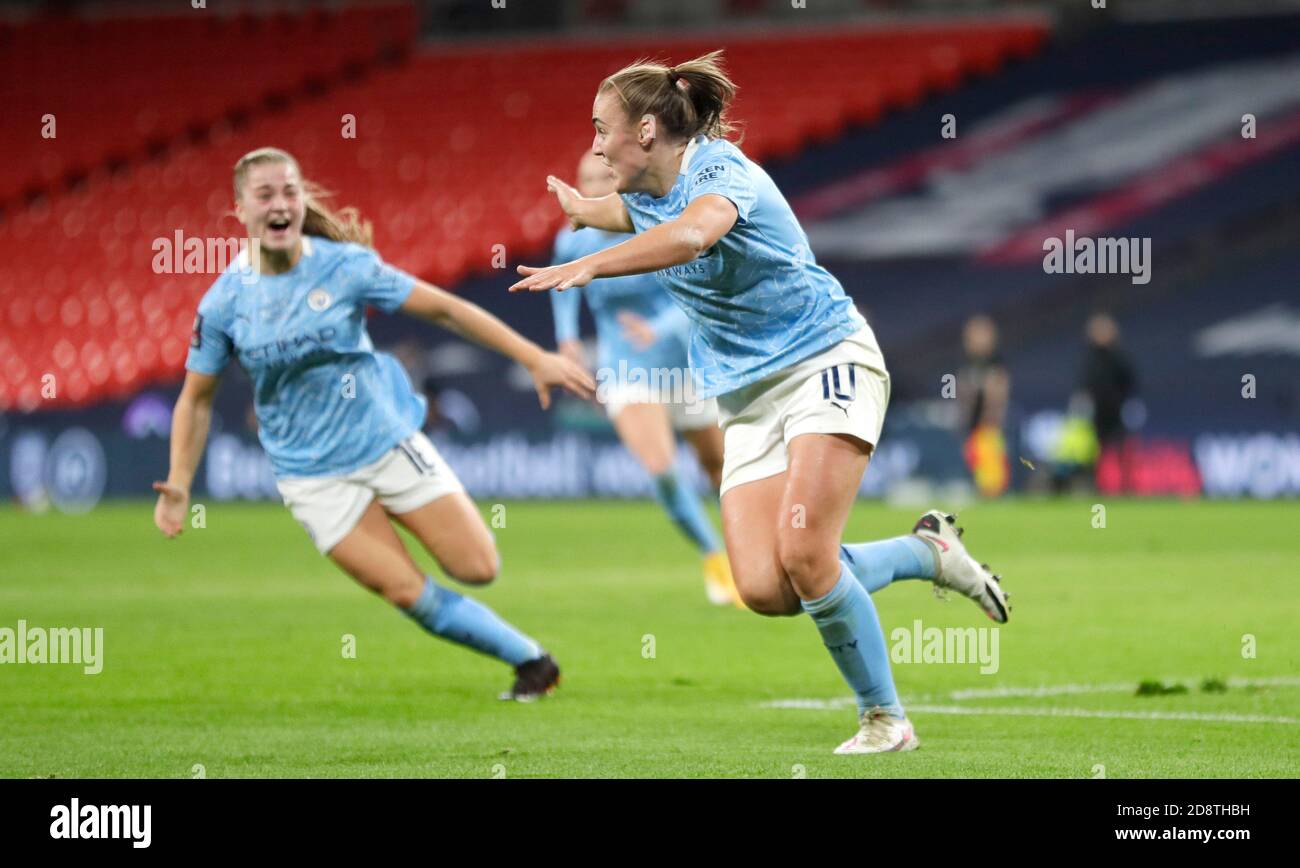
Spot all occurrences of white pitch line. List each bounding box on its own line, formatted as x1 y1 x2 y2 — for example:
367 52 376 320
760 675 1300 721
759 699 1299 725
941 675 1300 701
906 705 1300 725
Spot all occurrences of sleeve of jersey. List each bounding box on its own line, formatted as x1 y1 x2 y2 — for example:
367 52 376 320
686 150 756 224
353 248 418 313
550 233 583 343
184 291 233 376
618 193 650 232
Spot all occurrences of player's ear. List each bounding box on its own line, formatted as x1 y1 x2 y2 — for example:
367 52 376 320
638 114 657 147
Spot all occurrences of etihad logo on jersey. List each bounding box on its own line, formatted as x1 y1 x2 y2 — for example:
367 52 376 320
661 261 709 278
241 327 339 363
659 244 717 279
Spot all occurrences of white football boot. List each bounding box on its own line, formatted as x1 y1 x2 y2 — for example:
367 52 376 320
911 510 1011 623
834 708 920 755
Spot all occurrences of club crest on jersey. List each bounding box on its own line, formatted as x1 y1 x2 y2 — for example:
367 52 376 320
307 289 332 312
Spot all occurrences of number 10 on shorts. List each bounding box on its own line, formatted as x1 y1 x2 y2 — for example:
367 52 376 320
821 364 857 403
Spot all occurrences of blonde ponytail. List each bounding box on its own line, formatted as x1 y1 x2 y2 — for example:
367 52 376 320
600 49 740 142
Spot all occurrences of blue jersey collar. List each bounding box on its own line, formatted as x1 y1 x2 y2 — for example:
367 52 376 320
680 134 708 176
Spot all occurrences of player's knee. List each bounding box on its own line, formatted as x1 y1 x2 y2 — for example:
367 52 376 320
448 549 499 585
731 563 801 616
737 586 801 617
776 533 839 597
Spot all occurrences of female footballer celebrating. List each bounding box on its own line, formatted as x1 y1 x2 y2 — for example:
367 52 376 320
511 53 1011 752
551 150 739 607
154 147 594 701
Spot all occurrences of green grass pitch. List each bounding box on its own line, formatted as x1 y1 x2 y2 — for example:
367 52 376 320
2 498 1297 778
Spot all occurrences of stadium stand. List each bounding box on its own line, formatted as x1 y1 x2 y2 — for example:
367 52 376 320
0 3 417 207
0 14 1046 409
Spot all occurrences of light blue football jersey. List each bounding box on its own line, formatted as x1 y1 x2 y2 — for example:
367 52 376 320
185 236 425 479
619 135 865 398
549 226 691 381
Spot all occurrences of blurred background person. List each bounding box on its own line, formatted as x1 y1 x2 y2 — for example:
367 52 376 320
1081 311 1138 490
549 151 738 607
958 314 1011 497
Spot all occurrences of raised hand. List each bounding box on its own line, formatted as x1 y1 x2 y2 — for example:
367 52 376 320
509 260 596 293
547 175 585 230
528 351 596 409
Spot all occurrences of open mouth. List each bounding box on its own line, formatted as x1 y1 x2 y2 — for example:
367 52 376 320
266 217 291 237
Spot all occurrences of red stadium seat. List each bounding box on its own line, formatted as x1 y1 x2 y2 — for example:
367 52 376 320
0 15 1047 410
0 3 417 206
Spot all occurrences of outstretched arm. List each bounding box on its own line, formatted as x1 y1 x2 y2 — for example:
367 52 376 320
546 175 633 233
550 279 589 368
400 280 595 408
153 370 220 538
509 194 738 293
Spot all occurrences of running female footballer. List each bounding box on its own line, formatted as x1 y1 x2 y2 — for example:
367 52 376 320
155 147 594 701
511 54 1010 751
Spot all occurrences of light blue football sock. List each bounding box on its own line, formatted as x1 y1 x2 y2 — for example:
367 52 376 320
652 466 722 554
840 536 937 594
403 576 542 666
802 563 904 719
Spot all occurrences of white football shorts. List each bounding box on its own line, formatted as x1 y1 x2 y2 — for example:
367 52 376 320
276 431 464 554
716 325 890 496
